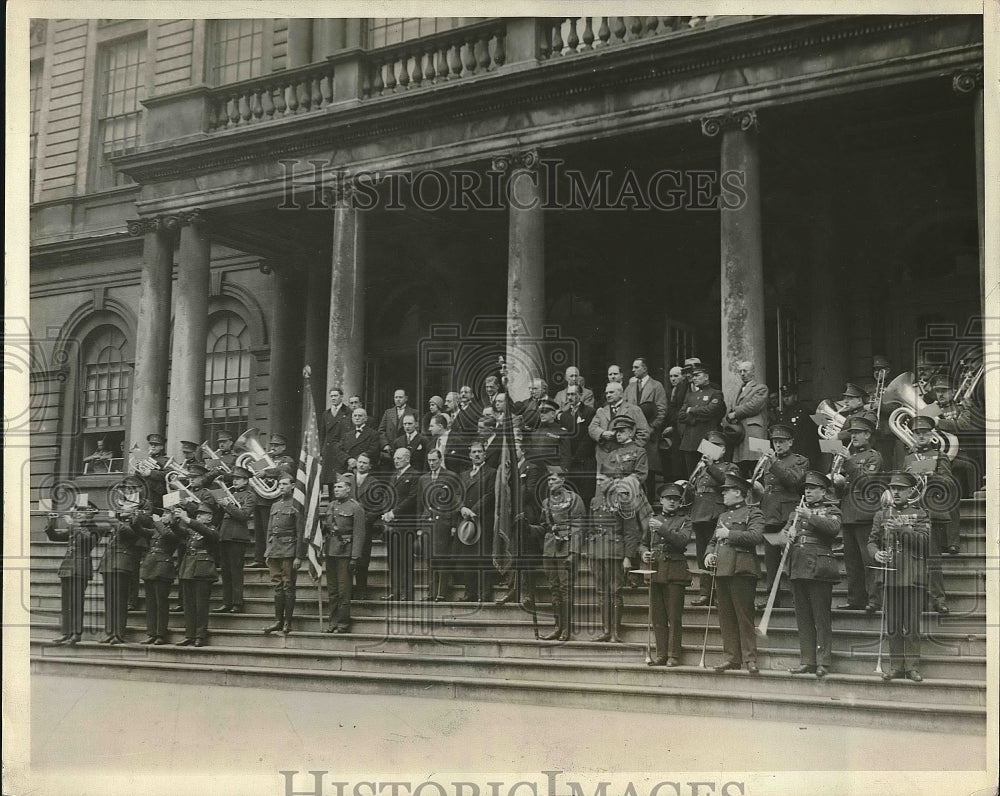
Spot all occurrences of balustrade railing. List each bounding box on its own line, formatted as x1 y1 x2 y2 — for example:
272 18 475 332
361 20 507 99
207 61 337 131
539 16 717 58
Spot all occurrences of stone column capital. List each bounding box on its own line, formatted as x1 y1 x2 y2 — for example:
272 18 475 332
700 109 758 138
952 65 984 95
492 149 541 173
322 178 355 206
127 211 204 236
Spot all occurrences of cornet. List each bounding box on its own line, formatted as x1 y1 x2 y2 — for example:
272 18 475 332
199 441 232 473
746 450 773 506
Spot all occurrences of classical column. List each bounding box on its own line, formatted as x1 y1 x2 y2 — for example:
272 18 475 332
953 66 985 318
287 19 314 68
269 264 305 440
495 150 545 401
327 186 367 400
126 217 176 448
166 211 211 459
314 19 343 59
806 185 848 400
702 110 766 401
304 262 331 412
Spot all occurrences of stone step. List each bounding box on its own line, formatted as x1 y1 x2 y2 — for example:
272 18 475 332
28 636 986 708
29 647 986 735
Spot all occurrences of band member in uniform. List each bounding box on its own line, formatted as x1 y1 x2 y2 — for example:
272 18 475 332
250 433 296 568
539 467 585 640
322 476 367 633
212 429 239 474
757 423 809 610
869 471 931 682
381 448 422 601
838 414 883 613
262 475 305 634
903 414 957 614
603 415 649 483
587 473 626 642
136 504 177 645
179 439 200 469
44 505 105 645
677 365 726 475
704 471 764 674
641 482 692 666
933 374 983 500
137 432 170 509
213 465 256 614
773 385 821 468
688 430 728 607
786 471 842 677
98 502 142 644
172 502 220 647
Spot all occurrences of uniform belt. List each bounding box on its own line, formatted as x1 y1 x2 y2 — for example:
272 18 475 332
272 531 296 538
334 535 353 542
547 533 570 541
795 535 827 546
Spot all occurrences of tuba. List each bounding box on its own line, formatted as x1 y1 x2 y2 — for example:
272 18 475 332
814 399 847 440
234 428 282 499
883 372 959 459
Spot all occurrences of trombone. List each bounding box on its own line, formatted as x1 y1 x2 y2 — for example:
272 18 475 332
757 496 805 637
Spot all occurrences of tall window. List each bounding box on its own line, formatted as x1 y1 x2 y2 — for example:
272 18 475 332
368 18 477 48
204 312 251 441
92 36 146 191
211 19 265 84
30 60 43 197
79 325 131 473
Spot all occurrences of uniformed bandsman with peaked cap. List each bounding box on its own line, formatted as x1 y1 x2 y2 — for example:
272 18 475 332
213 465 257 614
263 474 305 635
838 414 884 613
323 475 367 633
172 501 221 647
44 505 105 645
136 503 178 645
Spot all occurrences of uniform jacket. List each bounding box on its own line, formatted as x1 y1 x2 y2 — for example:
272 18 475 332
588 401 650 472
378 404 418 452
688 463 727 524
868 503 930 588
759 452 809 526
773 405 821 468
557 404 596 470
323 498 367 558
603 440 648 481
392 431 430 472
45 516 103 580
527 420 572 471
641 511 693 584
219 485 256 542
786 500 841 582
625 376 668 472
265 495 306 558
586 497 627 560
678 384 726 451
540 489 585 558
138 518 179 582
839 446 883 524
97 518 141 575
728 379 769 462
904 445 956 522
707 503 764 578
176 519 220 580
140 452 170 506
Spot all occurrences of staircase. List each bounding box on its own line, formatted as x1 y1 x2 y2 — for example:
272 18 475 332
27 498 989 734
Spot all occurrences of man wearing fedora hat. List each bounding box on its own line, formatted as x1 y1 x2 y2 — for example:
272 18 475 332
786 471 842 677
704 471 765 674
838 414 884 613
213 465 257 614
756 423 809 610
869 471 931 682
641 482 692 666
322 476 367 632
457 441 497 603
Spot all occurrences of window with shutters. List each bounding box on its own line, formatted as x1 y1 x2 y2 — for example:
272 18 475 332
204 311 252 441
91 35 146 191
78 324 131 473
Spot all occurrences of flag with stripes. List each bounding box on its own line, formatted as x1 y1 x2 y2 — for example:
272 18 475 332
295 367 324 579
492 411 519 578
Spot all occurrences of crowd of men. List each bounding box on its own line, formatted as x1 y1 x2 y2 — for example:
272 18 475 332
44 352 985 682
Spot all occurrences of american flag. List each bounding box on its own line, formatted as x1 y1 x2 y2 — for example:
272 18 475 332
492 411 519 577
295 367 324 578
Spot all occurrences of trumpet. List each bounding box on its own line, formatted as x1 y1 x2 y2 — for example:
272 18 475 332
215 479 240 506
199 441 232 474
746 450 773 506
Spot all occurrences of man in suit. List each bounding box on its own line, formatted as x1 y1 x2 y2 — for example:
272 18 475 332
678 364 726 474
320 388 351 487
482 375 501 412
477 414 503 470
661 366 689 482
558 383 597 505
335 408 381 476
377 389 417 466
606 364 625 388
507 378 549 432
725 361 769 479
428 413 467 473
418 449 461 601
381 448 421 601
456 441 498 602
625 357 668 499
392 413 430 472
348 452 382 591
588 381 650 475
553 366 595 410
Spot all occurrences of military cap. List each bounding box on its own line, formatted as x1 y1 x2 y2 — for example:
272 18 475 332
180 440 199 452
335 475 354 487
538 398 560 413
911 414 937 433
545 464 566 476
843 415 875 434
803 470 831 489
704 430 726 447
187 463 209 476
269 433 288 446
146 433 166 445
683 357 702 367
860 410 879 427
721 472 752 493
611 415 637 431
216 430 234 442
888 471 918 489
194 502 215 516
930 374 952 390
842 382 867 399
768 423 794 440
780 383 798 394
689 364 709 376
872 355 892 371
658 482 685 499
231 466 253 479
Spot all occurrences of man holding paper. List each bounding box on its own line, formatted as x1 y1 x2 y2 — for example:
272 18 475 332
687 431 729 607
44 503 105 645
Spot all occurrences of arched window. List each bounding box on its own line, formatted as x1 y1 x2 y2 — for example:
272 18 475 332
204 311 251 441
78 324 130 473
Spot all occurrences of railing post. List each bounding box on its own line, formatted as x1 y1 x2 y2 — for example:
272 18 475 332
141 86 212 144
504 18 549 67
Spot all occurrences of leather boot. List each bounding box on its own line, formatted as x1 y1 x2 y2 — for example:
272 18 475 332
593 596 612 641
611 597 625 642
263 593 285 634
541 597 563 640
559 600 572 641
648 625 669 666
283 591 296 633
